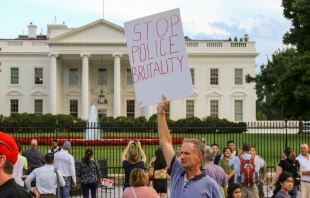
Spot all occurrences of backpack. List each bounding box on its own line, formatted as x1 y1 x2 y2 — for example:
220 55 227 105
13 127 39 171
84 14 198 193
239 154 257 186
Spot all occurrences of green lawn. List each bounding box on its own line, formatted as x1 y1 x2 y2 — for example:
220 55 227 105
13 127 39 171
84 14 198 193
16 132 310 171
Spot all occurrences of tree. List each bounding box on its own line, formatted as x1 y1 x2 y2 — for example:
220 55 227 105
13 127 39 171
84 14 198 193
246 48 310 120
282 0 310 53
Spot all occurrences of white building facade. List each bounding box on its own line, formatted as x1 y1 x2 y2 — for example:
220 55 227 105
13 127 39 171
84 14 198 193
0 19 258 121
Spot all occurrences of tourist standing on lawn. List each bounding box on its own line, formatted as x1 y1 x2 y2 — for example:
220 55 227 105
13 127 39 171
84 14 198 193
148 148 168 198
0 132 32 198
121 140 146 191
269 147 300 198
296 144 310 198
22 139 45 173
218 147 235 184
54 141 76 198
123 168 159 198
157 95 222 198
221 140 237 159
251 146 267 198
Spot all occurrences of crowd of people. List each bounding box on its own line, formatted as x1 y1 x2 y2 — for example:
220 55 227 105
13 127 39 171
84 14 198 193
1 95 310 198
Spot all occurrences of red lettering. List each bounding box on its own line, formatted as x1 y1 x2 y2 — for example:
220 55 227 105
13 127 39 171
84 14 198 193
131 67 139 83
160 38 166 56
143 21 152 40
170 15 180 36
169 35 180 54
148 63 154 78
177 56 183 71
168 57 176 72
156 18 169 37
143 63 152 79
133 23 142 42
161 59 169 74
153 61 162 77
146 43 154 60
131 46 139 64
138 66 145 81
155 40 159 58
140 44 147 62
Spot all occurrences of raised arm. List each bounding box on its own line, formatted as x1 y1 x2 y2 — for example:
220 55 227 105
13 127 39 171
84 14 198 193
121 140 133 161
157 95 176 168
137 141 147 163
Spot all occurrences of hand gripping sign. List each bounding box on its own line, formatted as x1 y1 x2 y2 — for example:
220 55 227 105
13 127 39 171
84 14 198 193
124 8 193 107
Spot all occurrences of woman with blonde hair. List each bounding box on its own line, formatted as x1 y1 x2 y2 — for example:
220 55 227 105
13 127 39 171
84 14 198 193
123 168 159 198
121 140 146 191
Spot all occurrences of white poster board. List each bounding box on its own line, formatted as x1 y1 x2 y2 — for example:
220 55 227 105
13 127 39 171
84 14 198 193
124 8 193 107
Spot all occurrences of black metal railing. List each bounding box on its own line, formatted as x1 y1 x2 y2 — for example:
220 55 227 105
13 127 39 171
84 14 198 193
2 120 310 198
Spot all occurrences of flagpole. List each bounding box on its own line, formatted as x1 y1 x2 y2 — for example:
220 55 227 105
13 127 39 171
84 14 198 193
102 0 104 19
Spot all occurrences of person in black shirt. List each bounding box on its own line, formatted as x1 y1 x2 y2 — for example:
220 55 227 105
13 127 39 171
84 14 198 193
0 132 32 198
211 144 221 165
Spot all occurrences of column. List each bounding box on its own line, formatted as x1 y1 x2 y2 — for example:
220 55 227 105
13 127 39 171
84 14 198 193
81 54 90 120
143 106 153 119
113 54 122 118
49 53 58 114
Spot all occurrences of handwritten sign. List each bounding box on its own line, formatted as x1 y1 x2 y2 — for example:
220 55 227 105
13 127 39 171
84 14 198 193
124 8 193 107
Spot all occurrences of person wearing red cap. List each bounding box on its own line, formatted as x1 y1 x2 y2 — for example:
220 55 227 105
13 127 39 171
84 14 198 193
0 132 32 197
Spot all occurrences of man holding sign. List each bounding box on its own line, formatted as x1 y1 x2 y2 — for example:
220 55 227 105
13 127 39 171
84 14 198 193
157 95 223 198
124 8 193 107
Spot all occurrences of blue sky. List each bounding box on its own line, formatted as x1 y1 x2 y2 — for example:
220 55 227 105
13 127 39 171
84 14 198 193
0 0 291 72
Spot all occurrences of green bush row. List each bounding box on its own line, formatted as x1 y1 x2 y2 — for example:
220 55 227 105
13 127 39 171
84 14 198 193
0 113 246 134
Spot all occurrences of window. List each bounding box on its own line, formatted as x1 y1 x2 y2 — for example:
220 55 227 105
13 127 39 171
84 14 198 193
69 69 78 85
35 68 43 84
210 69 218 85
34 100 43 114
98 109 107 118
210 100 219 118
186 100 194 118
126 100 135 118
190 69 194 85
235 100 243 121
235 69 243 85
70 100 78 118
11 68 19 84
98 69 107 85
10 100 18 114
165 103 170 119
127 69 133 85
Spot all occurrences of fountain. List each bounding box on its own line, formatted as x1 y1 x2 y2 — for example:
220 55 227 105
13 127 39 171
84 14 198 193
85 105 101 140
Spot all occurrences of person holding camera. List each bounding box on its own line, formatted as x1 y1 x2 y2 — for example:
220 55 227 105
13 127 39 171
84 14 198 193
121 140 147 191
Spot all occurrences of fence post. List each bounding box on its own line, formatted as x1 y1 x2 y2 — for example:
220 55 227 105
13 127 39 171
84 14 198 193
285 117 288 147
213 118 216 144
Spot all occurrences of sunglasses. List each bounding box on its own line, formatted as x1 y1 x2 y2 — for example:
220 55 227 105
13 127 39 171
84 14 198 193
0 140 12 151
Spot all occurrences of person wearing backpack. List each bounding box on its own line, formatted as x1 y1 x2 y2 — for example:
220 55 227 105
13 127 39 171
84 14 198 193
229 142 264 198
269 147 301 198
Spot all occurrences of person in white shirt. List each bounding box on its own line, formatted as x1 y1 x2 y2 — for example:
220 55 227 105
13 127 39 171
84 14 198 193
48 139 61 154
25 153 65 198
296 143 310 198
12 143 25 186
54 141 76 198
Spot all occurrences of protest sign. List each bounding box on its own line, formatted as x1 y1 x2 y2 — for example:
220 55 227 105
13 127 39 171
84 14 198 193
124 8 193 107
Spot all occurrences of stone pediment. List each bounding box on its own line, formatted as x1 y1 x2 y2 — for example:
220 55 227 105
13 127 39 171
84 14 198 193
6 91 23 96
206 91 223 97
66 91 81 96
230 91 247 97
30 91 47 96
48 19 126 44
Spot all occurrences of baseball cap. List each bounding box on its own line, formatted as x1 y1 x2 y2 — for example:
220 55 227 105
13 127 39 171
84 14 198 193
0 132 19 164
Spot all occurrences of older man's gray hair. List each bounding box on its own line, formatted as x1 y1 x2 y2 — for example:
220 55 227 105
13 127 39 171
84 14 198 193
63 141 71 150
204 146 216 162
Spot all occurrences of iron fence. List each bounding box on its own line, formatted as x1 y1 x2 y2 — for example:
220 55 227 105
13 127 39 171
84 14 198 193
1 120 310 198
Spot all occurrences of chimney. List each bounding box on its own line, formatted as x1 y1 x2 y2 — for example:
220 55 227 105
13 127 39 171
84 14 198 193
28 22 37 39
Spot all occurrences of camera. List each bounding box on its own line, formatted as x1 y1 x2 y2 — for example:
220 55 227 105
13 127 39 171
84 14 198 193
132 139 138 145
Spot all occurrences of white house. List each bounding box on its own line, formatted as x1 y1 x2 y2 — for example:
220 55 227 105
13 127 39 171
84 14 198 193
0 19 258 121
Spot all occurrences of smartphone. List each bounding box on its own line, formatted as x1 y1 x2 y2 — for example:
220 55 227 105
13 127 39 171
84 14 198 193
133 139 138 145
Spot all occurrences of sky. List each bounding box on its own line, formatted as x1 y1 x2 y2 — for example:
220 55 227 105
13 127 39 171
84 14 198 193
0 0 292 72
